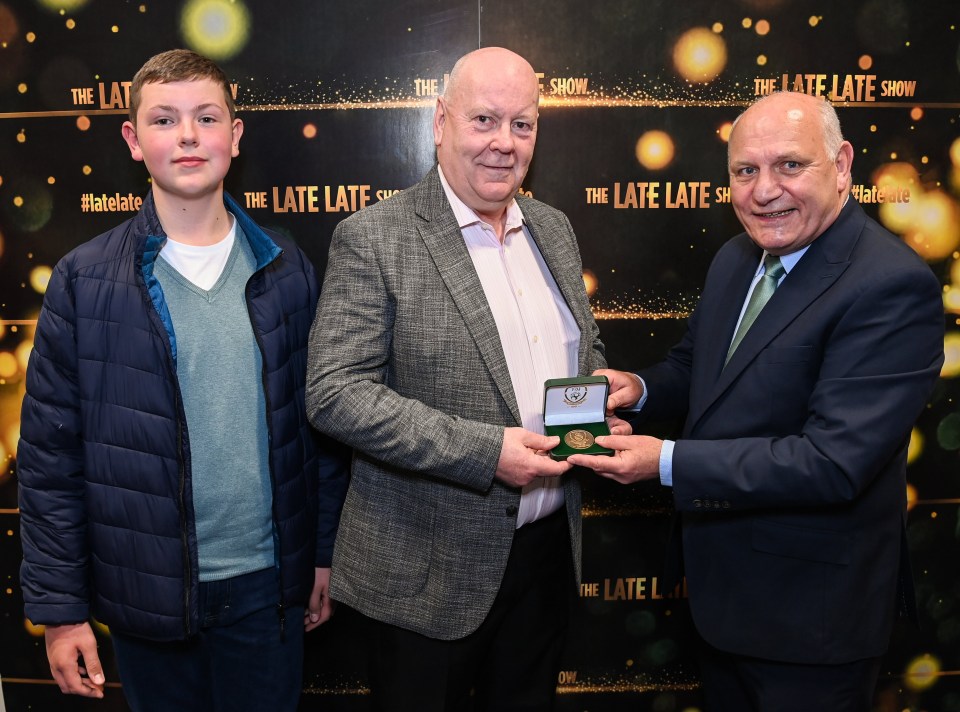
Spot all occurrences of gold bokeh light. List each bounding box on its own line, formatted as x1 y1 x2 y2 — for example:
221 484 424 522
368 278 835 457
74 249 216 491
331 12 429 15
635 130 675 170
903 191 960 261
942 333 960 379
672 27 727 83
906 428 923 466
181 0 251 60
582 270 598 298
904 654 941 692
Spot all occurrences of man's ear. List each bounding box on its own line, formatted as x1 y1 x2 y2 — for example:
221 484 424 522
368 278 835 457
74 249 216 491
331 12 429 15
432 97 446 148
835 140 854 192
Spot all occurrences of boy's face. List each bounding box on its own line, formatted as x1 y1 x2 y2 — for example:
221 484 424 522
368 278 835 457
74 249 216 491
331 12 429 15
121 79 242 204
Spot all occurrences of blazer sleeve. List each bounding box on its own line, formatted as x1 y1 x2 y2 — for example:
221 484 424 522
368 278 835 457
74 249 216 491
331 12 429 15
305 212 504 494
670 260 944 511
18 260 91 625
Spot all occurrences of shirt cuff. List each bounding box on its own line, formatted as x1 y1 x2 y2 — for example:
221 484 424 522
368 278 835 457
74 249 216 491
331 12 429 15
659 439 675 487
622 374 648 412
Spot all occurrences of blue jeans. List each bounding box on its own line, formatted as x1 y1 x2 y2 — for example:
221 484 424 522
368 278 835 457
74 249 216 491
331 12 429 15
112 567 304 712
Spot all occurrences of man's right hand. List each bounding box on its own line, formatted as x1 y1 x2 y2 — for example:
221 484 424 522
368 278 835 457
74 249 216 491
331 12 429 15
594 368 644 414
495 427 572 488
45 622 105 698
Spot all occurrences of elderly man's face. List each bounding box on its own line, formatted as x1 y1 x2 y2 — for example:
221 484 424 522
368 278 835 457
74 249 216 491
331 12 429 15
728 94 852 256
434 52 539 224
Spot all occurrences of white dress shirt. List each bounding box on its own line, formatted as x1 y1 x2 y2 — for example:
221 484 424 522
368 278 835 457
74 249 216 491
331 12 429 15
438 167 580 527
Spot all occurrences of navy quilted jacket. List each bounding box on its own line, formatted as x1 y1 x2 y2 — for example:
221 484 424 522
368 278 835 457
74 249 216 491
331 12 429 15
18 191 349 641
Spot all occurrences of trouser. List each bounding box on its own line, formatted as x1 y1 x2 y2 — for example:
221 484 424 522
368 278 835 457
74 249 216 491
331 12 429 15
112 566 304 712
366 508 576 712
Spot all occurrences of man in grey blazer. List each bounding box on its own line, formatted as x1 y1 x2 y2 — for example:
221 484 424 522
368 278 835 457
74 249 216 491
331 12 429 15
306 47 612 711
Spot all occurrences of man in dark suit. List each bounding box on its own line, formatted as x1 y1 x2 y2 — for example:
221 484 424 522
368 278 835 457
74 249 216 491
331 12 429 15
569 91 944 711
306 47 617 711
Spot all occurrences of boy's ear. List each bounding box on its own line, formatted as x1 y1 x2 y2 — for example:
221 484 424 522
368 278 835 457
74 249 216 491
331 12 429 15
231 117 244 158
121 121 144 162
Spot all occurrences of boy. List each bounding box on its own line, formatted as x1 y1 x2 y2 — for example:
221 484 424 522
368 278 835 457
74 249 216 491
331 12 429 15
18 49 348 711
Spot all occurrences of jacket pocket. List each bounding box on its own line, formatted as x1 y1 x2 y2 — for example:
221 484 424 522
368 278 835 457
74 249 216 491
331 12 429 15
752 519 851 565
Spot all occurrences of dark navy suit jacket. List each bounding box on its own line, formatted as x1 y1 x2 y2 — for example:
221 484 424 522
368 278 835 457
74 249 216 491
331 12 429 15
637 198 944 664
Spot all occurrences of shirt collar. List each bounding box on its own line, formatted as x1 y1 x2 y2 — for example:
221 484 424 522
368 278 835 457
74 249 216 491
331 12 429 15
437 165 525 234
759 246 808 276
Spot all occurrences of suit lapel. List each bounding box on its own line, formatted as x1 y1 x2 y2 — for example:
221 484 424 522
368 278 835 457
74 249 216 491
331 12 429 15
414 169 523 425
688 200 863 431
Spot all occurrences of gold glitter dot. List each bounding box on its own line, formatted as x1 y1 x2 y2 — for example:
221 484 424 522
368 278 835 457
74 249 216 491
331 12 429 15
76 115 91 131
111 25 119 33
13 196 23 207
712 22 723 33
47 176 55 185
858 54 873 70
809 15 820 27
756 55 767 66
66 18 76 29
755 19 770 35
910 107 923 121
82 165 92 175
742 17 752 29
26 32 36 42
302 123 317 139
17 83 27 94
16 130 25 142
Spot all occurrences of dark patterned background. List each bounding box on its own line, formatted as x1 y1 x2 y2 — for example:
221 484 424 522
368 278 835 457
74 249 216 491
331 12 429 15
1 0 958 709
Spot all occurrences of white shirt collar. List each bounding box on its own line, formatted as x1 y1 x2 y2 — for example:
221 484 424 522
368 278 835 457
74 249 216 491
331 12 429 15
437 165 525 234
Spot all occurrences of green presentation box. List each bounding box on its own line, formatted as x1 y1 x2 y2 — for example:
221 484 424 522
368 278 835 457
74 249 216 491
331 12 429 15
543 376 614 460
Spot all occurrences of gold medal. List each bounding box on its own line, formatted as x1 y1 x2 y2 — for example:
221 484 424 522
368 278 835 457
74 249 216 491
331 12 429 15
563 429 594 450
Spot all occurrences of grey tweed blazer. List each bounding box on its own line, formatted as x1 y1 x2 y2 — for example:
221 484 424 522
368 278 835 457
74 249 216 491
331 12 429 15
306 167 606 640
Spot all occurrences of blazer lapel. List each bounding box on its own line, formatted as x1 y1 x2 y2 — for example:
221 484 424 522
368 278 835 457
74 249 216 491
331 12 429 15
414 169 523 425
521 206 593 375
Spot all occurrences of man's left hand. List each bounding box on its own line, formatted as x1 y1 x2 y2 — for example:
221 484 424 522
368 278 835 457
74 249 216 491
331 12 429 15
305 567 335 632
567 435 662 484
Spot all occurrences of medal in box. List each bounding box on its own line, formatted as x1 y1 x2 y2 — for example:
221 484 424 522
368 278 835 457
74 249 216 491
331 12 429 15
543 376 614 460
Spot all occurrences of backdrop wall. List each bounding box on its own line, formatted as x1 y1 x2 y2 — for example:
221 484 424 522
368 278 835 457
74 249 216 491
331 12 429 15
1 1 959 710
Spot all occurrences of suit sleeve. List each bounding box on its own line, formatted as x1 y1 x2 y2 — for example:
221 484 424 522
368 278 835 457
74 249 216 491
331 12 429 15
18 261 91 625
670 263 944 511
305 214 504 493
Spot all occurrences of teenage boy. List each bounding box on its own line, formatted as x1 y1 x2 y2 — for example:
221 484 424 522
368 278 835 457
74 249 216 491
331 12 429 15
18 49 348 712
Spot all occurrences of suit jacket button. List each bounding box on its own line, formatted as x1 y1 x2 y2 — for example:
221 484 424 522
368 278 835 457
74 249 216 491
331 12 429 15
722 501 731 509
693 499 702 508
505 505 518 516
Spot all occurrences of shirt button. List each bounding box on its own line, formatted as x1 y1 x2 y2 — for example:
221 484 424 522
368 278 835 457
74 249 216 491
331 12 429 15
505 505 518 516
517 289 523 296
532 335 539 343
